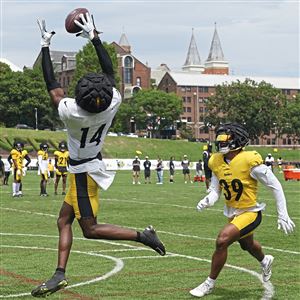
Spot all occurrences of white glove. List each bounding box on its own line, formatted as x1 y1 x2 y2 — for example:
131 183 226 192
277 217 295 235
37 19 55 47
22 167 27 176
75 13 101 40
196 196 211 212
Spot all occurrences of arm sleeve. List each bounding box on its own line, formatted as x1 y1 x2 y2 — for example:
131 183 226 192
91 37 115 86
205 172 221 206
7 154 12 165
41 47 61 92
24 155 31 167
250 164 289 220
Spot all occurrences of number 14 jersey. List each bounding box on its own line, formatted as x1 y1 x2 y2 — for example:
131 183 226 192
208 151 263 209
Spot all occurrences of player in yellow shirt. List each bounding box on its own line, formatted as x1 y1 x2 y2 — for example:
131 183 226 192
54 142 69 195
190 123 295 298
8 142 31 197
48 159 55 184
38 143 49 196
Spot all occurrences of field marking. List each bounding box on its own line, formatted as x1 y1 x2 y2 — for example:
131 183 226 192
0 235 274 300
0 244 124 299
1 205 299 255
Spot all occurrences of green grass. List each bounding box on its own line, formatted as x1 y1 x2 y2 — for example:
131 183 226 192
1 127 300 161
0 169 299 299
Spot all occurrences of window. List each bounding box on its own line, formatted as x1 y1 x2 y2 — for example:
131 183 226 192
199 107 204 113
136 77 141 86
187 117 192 122
283 138 286 145
198 97 204 103
199 86 209 93
267 138 271 145
182 97 186 102
181 87 186 92
282 89 291 95
123 56 133 84
186 87 191 92
187 107 191 113
183 107 187 112
272 139 276 145
186 97 191 103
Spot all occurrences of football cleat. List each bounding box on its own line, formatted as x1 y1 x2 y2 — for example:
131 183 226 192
31 271 68 297
262 255 274 282
140 225 166 256
189 280 214 297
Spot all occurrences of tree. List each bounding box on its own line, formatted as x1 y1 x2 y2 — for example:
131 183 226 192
67 41 119 97
281 94 300 145
204 79 287 140
112 89 182 136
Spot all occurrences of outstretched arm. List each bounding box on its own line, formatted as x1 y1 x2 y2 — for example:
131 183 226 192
75 13 115 86
37 20 64 107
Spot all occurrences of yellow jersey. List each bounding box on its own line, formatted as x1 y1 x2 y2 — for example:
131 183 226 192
37 150 48 161
208 151 263 209
48 163 54 172
10 149 22 169
54 150 69 167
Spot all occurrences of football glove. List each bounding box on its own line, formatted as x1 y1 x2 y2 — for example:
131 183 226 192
75 13 102 40
277 217 295 235
37 19 55 47
196 196 211 212
22 167 27 176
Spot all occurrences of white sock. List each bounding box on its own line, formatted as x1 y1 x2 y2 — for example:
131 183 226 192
206 277 216 286
16 183 20 193
261 255 269 266
13 183 17 194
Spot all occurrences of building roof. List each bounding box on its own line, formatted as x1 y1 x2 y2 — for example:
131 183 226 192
167 71 300 90
206 23 225 62
183 29 202 67
119 33 130 47
0 58 23 72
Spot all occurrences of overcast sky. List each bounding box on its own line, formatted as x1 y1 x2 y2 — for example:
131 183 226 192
0 0 299 77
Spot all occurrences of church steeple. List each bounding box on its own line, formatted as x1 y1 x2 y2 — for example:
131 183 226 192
204 23 229 75
182 29 204 73
119 28 131 52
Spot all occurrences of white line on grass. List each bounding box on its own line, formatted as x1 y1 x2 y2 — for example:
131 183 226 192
0 244 124 299
1 206 299 255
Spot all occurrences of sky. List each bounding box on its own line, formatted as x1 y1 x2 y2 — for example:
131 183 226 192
0 0 299 77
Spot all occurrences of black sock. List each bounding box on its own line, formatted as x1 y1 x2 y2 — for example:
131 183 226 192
56 267 65 273
136 231 141 242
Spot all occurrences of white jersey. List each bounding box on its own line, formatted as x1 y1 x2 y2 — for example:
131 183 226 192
58 88 122 189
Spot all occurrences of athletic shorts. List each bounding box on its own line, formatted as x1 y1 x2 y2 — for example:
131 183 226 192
169 169 174 176
229 211 262 239
56 167 68 176
132 170 140 176
144 169 151 178
182 169 190 175
64 173 99 220
40 171 48 181
49 171 54 178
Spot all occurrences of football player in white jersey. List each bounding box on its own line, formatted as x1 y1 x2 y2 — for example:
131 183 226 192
32 14 165 298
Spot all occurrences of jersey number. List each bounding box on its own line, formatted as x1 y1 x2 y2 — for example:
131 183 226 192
80 124 106 148
219 179 243 201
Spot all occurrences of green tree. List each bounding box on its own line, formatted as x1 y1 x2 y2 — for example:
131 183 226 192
68 41 119 97
112 89 182 136
204 79 287 140
282 94 300 145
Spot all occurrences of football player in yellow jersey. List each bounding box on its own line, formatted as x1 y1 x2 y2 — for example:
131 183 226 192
38 143 49 196
190 123 295 298
10 142 23 197
48 159 55 184
54 142 69 195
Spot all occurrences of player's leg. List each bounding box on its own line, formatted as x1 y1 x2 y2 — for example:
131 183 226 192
62 174 67 195
190 223 240 297
54 174 61 195
73 173 165 255
31 202 74 297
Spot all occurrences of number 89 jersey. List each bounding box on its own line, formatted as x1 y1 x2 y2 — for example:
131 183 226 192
58 88 121 163
208 151 263 209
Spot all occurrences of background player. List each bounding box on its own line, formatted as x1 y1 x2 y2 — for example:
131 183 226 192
54 141 69 195
202 143 212 192
32 13 165 297
190 123 295 298
38 142 49 196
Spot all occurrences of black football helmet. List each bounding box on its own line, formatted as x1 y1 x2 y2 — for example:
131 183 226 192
75 73 113 113
215 122 249 154
59 141 67 152
40 142 49 151
14 141 23 151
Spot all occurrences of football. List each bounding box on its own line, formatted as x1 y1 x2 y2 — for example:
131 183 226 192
65 8 89 33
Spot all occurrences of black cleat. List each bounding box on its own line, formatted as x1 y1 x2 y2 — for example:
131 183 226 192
31 271 68 298
140 225 166 256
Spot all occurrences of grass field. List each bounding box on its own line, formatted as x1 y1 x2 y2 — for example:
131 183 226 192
0 169 299 299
